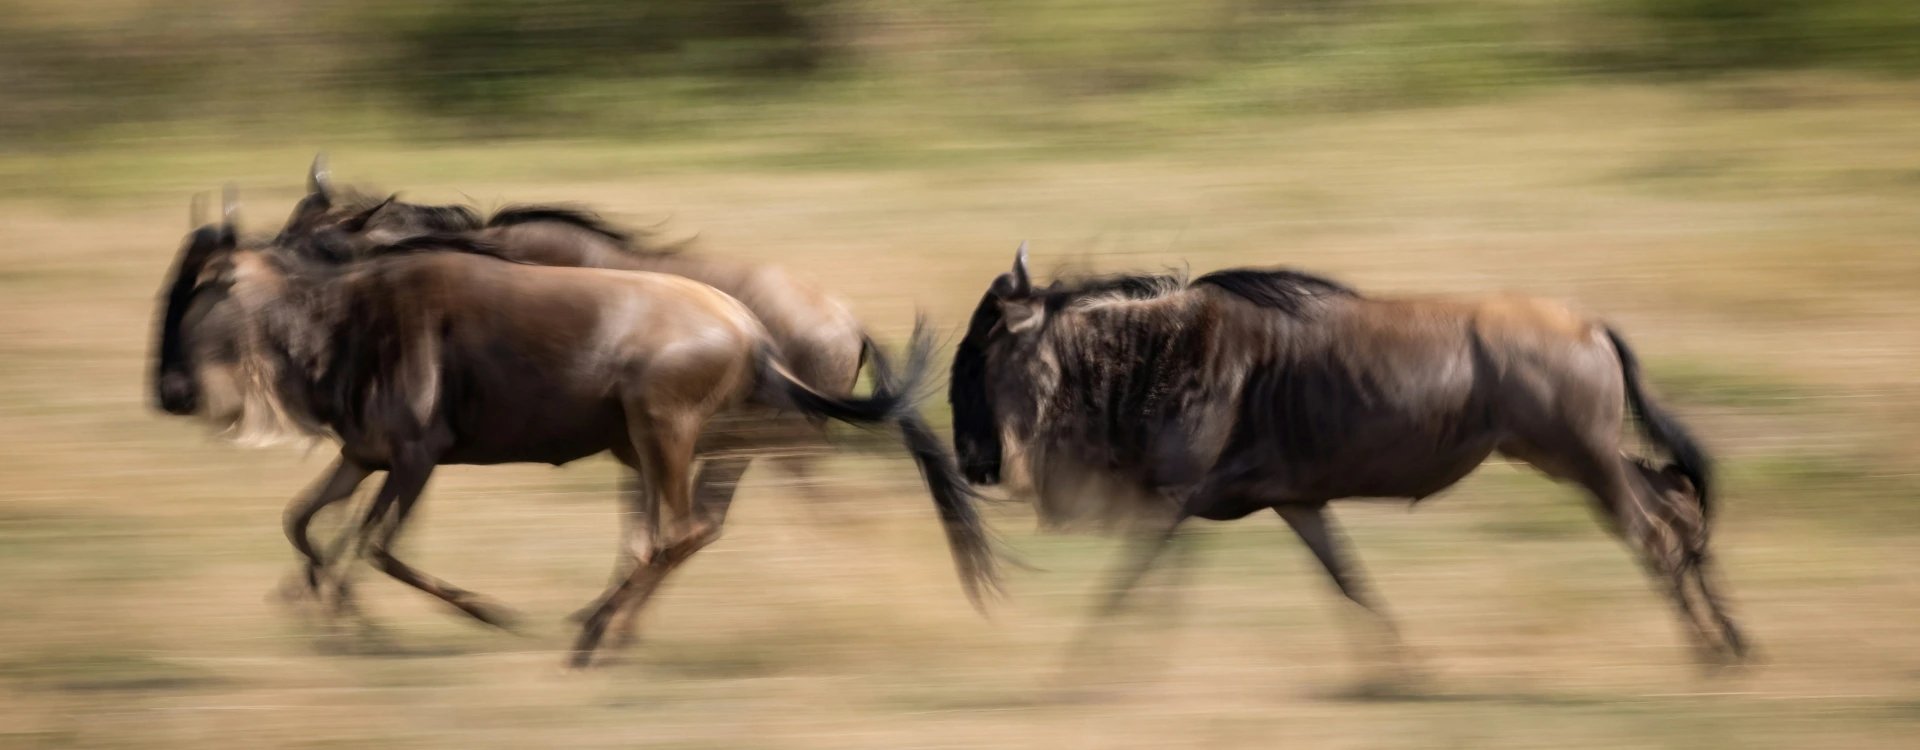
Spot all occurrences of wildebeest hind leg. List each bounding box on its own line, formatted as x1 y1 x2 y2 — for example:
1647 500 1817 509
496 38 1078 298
1534 444 1724 664
570 412 709 668
1689 551 1750 662
604 456 752 649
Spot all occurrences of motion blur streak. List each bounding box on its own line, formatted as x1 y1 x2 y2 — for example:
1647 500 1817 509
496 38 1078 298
3 2 1920 748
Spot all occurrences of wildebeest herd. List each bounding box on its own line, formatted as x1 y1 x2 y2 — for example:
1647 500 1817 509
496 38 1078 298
151 155 1747 674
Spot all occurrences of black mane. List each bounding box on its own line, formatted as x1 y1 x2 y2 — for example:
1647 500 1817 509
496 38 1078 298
488 205 631 244
1038 271 1186 310
367 233 536 267
1191 267 1356 314
321 189 485 234
393 202 485 233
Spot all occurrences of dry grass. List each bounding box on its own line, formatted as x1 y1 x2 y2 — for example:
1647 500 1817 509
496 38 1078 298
5 79 1920 748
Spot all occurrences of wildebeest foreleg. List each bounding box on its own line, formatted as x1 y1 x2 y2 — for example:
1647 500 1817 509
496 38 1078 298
1052 513 1190 690
568 471 650 624
1095 519 1186 618
276 457 371 603
1274 503 1412 677
1273 504 1395 627
357 460 519 630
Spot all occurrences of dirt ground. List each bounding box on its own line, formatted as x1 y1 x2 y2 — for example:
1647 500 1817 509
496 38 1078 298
4 82 1920 749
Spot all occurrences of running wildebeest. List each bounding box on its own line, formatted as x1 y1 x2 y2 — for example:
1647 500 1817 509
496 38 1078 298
149 199 977 668
949 245 1746 670
267 158 996 635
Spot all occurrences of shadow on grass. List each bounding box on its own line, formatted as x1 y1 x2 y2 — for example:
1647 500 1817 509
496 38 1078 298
0 649 223 694
1312 681 1633 708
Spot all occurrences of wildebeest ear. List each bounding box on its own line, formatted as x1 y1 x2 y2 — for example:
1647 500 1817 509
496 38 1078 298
307 152 333 199
341 194 397 233
1001 299 1044 333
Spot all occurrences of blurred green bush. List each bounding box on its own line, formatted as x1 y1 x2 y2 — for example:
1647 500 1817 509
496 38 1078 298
0 0 1915 144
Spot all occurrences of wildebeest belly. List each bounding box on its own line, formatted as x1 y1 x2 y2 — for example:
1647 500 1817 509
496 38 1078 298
436 358 630 466
1277 426 1500 501
440 393 628 466
1201 331 1499 510
1196 422 1499 520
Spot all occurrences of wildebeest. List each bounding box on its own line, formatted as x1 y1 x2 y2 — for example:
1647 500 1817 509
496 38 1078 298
950 245 1746 668
267 158 996 633
150 199 972 667
177 158 998 644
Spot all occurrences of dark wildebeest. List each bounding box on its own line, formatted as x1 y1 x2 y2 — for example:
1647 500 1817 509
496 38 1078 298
150 201 973 668
950 245 1745 671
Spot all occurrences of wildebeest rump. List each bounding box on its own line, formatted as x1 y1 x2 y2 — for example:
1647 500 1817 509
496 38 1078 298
150 203 954 667
950 245 1745 667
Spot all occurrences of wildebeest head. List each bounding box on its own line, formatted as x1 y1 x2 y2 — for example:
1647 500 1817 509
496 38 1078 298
153 189 243 417
153 189 317 444
949 244 1039 485
950 244 1195 487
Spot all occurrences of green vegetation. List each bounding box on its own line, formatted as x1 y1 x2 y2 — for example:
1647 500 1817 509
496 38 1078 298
2 0 1916 146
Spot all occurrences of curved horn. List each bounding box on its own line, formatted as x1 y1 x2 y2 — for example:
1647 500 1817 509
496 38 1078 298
307 152 332 196
1010 241 1031 295
219 183 240 243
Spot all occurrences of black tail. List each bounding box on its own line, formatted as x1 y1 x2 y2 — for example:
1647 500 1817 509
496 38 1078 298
757 328 920 426
1606 327 1715 520
860 325 1004 609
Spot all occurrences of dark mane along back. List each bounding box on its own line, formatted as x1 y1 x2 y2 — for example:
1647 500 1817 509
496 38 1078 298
325 189 484 233
1040 271 1186 309
1191 267 1356 315
487 205 632 244
369 233 535 266
393 202 484 233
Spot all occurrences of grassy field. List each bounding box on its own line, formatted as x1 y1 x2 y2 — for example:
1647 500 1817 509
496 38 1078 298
4 77 1920 748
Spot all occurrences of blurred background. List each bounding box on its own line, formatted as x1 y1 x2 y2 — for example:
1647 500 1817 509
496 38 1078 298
4 1 1920 748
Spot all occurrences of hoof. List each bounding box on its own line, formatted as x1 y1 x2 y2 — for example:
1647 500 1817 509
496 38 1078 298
453 597 522 633
563 651 597 672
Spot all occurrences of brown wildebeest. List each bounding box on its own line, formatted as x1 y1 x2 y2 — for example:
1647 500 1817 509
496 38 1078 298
150 202 973 668
270 158 995 636
949 245 1746 672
